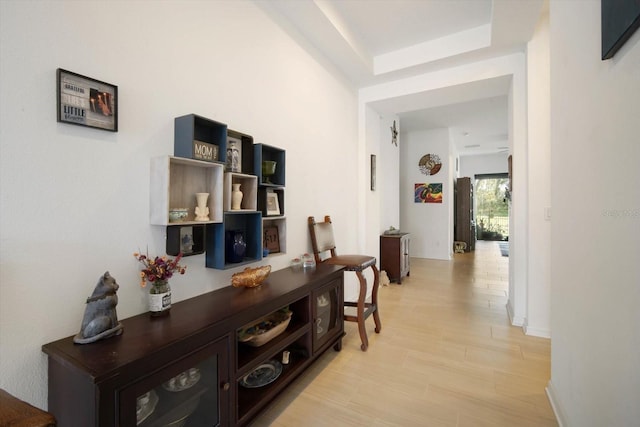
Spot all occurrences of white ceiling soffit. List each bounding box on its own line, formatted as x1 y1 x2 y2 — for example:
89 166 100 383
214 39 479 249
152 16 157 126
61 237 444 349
258 0 544 87
368 75 511 116
369 76 511 156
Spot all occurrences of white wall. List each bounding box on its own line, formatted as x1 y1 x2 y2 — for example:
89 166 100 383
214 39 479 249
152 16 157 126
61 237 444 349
377 115 401 233
0 0 360 408
547 1 640 426
524 6 551 338
400 128 452 260
506 55 529 329
459 152 509 178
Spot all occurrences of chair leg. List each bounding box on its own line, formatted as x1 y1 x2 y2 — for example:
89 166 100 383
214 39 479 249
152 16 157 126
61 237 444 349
355 270 369 351
370 264 382 334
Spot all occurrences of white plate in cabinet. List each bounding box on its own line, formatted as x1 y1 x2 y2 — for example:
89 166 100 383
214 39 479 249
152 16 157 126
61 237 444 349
150 156 224 225
223 173 257 212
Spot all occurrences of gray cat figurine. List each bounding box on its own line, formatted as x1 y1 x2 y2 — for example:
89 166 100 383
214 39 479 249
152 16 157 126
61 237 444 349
74 271 124 344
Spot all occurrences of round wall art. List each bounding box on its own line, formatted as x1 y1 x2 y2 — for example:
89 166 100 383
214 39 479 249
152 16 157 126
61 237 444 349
418 153 442 176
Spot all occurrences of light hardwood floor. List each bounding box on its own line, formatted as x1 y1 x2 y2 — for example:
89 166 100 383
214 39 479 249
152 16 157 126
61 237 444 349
249 241 557 426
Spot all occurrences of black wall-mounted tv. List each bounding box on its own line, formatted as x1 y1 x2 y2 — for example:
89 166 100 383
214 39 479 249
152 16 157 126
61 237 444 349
601 0 640 59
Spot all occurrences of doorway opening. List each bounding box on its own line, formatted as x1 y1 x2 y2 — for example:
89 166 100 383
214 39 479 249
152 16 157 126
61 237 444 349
475 173 509 241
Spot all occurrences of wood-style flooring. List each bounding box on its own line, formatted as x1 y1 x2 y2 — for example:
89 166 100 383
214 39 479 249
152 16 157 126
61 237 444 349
249 241 557 426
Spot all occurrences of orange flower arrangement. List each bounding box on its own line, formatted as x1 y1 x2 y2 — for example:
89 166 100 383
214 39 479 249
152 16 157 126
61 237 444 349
133 252 186 288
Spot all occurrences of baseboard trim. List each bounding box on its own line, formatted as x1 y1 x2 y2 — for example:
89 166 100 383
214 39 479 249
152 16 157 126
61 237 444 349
546 380 567 427
523 324 551 338
506 300 525 326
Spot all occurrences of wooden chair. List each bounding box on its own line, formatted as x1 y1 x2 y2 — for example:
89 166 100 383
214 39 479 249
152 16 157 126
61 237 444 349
308 215 381 351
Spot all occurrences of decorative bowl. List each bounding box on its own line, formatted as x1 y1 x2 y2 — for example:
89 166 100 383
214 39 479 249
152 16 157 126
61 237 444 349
237 310 292 347
231 265 271 288
169 208 188 222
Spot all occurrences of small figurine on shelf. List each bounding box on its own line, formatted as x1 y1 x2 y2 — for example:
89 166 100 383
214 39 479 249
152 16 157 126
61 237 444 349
194 192 210 221
226 139 240 173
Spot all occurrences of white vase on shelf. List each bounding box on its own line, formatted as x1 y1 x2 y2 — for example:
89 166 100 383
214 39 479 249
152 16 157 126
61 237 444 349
194 193 210 221
231 184 243 210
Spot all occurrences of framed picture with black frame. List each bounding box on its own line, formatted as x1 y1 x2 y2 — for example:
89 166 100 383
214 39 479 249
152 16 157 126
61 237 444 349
601 0 640 59
57 68 118 132
266 191 280 216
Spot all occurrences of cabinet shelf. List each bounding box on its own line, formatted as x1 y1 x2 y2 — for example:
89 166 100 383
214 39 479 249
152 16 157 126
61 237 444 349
236 353 308 423
237 319 309 374
150 156 223 226
139 384 208 427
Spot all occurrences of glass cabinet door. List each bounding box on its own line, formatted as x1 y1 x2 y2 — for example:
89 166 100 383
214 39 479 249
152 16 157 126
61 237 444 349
401 235 410 275
120 337 229 427
312 278 343 352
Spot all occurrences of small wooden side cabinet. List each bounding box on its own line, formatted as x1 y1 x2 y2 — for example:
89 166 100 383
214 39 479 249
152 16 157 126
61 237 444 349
380 233 410 284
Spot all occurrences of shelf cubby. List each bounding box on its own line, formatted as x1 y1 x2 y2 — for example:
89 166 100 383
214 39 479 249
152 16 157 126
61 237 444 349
257 187 285 217
174 114 228 165
224 173 258 212
254 143 285 187
150 156 224 226
262 216 287 255
227 129 255 174
205 211 262 269
166 224 205 256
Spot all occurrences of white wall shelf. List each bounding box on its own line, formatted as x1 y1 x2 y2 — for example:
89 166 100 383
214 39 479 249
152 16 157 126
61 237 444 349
223 172 257 212
150 156 224 226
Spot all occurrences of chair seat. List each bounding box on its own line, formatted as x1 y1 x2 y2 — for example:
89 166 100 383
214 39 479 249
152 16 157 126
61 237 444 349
325 255 376 271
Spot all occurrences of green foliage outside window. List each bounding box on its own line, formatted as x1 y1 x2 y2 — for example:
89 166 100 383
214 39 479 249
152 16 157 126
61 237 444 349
475 177 509 240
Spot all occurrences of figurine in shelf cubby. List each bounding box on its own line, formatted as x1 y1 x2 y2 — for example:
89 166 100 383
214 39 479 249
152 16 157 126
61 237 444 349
195 192 210 221
232 184 243 210
227 138 241 172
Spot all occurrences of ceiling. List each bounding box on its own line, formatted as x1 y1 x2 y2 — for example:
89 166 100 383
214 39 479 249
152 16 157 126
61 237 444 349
258 0 544 155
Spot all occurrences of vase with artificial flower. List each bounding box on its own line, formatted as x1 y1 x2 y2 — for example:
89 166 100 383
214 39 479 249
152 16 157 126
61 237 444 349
134 252 186 316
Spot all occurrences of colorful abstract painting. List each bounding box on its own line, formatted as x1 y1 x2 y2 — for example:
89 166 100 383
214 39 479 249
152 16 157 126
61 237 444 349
415 183 443 203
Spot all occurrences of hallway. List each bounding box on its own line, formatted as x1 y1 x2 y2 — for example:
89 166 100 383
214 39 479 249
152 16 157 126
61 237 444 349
251 241 556 426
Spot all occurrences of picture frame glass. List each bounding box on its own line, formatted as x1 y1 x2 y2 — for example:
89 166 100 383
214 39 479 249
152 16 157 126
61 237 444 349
263 226 280 253
266 192 280 215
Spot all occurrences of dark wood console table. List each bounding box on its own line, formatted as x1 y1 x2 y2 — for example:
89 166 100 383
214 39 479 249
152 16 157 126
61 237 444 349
42 264 345 426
